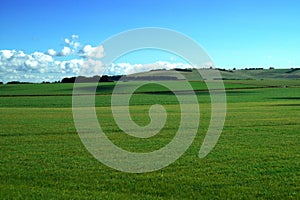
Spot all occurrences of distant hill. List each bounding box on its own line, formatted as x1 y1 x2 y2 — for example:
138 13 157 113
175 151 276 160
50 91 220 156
4 68 299 84
125 68 300 81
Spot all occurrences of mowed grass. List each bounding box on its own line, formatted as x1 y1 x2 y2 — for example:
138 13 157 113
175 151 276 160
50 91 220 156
0 81 299 199
3 79 298 96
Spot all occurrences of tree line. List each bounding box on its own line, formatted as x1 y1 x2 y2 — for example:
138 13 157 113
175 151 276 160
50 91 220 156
3 74 178 84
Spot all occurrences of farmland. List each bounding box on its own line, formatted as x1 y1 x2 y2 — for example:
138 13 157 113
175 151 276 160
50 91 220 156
0 79 299 199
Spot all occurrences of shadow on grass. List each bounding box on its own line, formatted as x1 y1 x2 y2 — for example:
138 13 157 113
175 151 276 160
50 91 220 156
270 97 300 100
270 104 300 107
225 90 259 94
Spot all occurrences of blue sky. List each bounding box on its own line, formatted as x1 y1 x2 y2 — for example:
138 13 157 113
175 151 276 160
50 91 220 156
0 0 299 82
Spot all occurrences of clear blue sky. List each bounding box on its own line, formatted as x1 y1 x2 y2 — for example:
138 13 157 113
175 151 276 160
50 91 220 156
0 0 299 82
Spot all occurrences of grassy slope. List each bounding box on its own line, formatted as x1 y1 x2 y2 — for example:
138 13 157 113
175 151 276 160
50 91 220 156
0 81 299 199
131 68 300 81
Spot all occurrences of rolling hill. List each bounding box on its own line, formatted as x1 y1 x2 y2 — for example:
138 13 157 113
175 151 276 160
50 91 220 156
126 68 300 81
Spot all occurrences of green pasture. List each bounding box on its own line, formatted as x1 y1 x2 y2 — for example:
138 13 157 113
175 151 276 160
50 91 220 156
0 80 299 199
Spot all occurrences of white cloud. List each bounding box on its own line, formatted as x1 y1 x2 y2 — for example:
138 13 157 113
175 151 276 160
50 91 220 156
32 51 53 63
88 45 104 59
46 35 82 57
64 35 80 49
83 44 94 54
64 38 70 44
59 59 83 74
0 48 83 83
1 50 14 59
24 60 38 68
79 44 99 58
48 46 73 57
79 58 105 76
0 46 195 82
71 34 79 40
60 46 71 56
108 61 192 75
47 49 57 56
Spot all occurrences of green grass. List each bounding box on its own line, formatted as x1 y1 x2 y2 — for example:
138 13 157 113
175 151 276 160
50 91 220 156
131 68 300 81
0 81 299 199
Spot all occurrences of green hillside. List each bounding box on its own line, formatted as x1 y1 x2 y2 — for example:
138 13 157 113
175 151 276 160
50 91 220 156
128 68 300 81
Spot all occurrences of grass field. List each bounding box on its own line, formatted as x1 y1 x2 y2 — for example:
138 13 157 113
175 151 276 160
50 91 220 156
131 68 300 81
0 80 299 199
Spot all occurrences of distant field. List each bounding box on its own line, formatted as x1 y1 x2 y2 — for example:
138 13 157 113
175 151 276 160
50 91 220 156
0 80 299 199
130 68 300 81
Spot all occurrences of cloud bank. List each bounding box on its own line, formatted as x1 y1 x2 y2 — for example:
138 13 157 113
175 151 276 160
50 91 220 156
0 35 193 83
0 49 83 83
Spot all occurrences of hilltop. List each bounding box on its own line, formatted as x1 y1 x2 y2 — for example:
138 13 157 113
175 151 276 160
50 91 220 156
126 68 300 81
